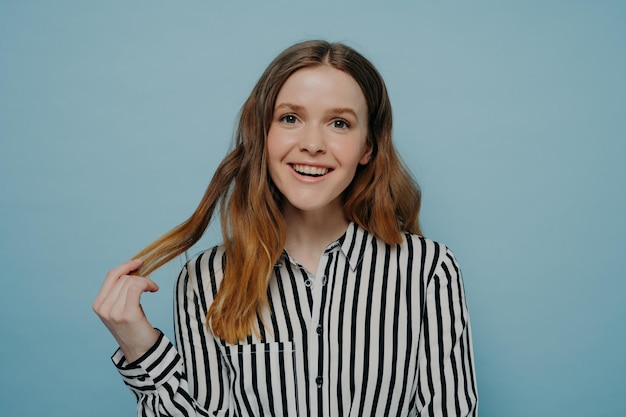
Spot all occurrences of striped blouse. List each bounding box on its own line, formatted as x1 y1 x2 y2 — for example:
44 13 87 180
112 222 478 416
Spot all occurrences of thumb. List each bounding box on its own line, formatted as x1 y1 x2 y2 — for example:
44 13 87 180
144 278 159 293
125 277 160 310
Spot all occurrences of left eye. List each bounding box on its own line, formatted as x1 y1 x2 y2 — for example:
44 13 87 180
333 119 350 129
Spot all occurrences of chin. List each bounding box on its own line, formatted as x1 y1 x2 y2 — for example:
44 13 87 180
283 196 344 216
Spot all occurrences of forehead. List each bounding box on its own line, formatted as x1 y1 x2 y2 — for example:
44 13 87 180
275 66 367 112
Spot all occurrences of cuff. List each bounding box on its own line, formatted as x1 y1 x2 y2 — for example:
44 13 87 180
111 330 181 394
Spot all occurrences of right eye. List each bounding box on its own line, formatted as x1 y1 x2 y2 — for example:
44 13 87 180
279 114 298 124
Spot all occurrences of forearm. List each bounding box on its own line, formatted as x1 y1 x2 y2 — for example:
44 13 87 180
113 331 208 417
416 247 478 416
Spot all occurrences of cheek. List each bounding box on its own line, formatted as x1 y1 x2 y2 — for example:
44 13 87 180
266 132 283 181
332 137 369 166
266 132 279 165
266 127 287 160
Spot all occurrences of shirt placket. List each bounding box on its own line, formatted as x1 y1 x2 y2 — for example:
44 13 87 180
306 243 338 417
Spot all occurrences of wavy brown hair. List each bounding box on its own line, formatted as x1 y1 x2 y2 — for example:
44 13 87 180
134 40 422 343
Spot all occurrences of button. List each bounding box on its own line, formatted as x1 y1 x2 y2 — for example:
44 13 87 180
304 279 313 287
316 376 323 387
322 275 328 285
316 325 322 335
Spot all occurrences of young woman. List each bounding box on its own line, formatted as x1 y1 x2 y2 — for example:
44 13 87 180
94 40 478 416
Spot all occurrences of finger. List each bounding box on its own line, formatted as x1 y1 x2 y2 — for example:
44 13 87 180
94 259 143 307
95 276 128 319
101 275 159 322
96 273 132 316
124 277 159 315
144 277 159 293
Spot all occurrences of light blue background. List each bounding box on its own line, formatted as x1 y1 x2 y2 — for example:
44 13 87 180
1 1 624 416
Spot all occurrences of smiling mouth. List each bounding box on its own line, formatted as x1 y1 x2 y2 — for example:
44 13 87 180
292 164 330 177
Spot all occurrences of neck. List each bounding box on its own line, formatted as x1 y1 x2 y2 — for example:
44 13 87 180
282 202 349 272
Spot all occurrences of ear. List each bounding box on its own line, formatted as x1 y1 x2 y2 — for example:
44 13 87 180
359 142 373 165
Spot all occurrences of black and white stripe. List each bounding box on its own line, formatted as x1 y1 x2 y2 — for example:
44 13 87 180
113 222 478 416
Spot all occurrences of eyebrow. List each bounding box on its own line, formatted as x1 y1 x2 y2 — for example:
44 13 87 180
274 103 359 119
274 103 305 113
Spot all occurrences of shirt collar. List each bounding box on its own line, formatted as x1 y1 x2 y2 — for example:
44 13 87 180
276 222 370 271
338 221 369 271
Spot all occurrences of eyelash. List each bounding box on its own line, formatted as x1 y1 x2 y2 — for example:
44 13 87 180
332 119 351 129
278 114 351 129
280 114 298 124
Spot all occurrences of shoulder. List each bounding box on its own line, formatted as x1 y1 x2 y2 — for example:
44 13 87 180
394 232 461 282
401 232 455 261
365 226 452 264
350 223 458 279
176 245 226 301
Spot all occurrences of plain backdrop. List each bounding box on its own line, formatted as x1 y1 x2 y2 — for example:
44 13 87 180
1 1 624 416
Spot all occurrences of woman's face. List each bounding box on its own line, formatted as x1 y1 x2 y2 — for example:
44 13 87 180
266 65 371 217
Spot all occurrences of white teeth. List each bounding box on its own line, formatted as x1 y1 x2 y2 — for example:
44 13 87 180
292 164 329 176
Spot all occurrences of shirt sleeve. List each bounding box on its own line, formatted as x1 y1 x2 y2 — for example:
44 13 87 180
415 246 478 417
111 259 231 416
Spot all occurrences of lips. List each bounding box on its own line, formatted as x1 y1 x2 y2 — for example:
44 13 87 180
291 164 330 177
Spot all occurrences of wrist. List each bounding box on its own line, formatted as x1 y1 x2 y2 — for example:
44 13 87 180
118 327 160 363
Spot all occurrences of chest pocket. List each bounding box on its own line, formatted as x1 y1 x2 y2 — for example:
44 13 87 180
222 341 299 416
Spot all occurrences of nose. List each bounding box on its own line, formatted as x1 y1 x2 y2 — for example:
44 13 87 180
298 125 326 154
